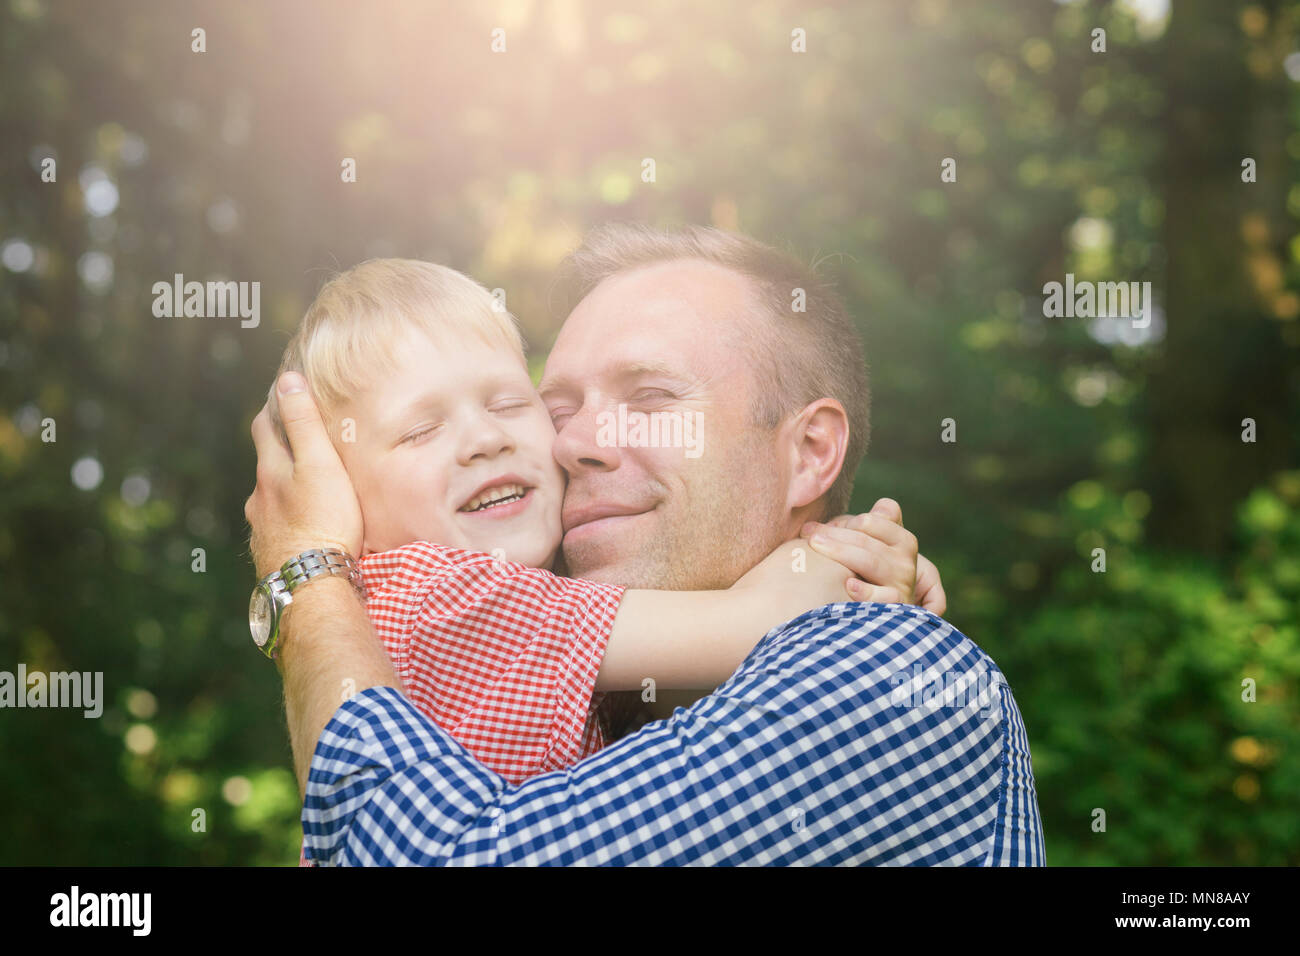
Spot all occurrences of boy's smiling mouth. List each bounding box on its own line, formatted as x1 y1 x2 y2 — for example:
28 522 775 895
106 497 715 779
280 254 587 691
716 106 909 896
459 477 534 515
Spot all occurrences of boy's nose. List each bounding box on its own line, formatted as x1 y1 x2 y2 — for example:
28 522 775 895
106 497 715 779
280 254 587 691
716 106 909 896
456 414 514 465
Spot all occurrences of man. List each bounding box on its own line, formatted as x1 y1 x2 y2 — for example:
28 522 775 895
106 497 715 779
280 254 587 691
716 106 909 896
245 223 1045 865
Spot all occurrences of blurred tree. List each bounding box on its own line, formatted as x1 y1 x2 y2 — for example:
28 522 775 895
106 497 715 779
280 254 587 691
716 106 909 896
1145 0 1295 554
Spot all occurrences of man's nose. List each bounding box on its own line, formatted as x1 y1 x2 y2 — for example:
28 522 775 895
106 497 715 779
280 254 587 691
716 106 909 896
456 410 514 465
552 402 621 473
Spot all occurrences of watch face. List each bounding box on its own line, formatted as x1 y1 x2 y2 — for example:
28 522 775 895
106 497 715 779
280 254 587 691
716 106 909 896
249 588 272 648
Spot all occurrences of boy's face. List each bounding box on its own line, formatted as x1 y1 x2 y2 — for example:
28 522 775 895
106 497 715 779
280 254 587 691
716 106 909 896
332 327 565 567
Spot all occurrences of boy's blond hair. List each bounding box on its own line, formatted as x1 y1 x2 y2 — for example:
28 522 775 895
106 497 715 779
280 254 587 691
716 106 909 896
267 258 525 447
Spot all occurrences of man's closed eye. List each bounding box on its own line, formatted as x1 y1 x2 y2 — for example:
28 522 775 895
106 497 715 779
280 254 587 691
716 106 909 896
630 388 677 406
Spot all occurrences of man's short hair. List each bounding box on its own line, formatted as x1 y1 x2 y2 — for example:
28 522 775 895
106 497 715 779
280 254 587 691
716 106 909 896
554 223 870 516
266 258 525 447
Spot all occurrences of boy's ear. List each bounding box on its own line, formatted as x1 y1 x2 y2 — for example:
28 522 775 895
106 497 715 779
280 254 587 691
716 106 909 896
784 398 849 513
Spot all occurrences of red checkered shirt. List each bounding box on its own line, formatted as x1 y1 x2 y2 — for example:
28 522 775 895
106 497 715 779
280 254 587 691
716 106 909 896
297 540 624 865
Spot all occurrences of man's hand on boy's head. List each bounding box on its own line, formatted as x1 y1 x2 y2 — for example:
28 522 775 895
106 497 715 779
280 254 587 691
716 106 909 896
245 372 364 578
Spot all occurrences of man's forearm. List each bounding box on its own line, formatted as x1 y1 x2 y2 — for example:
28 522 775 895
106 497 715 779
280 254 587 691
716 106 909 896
275 575 400 796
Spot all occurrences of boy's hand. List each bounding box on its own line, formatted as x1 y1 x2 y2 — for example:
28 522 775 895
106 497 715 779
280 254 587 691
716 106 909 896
913 553 948 617
731 535 854 619
802 498 948 615
245 373 364 578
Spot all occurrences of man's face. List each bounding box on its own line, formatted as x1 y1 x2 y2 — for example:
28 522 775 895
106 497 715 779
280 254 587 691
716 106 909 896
333 328 565 568
539 259 795 590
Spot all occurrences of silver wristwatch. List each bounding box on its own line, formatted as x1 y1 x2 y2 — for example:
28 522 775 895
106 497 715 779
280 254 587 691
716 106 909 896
249 548 365 659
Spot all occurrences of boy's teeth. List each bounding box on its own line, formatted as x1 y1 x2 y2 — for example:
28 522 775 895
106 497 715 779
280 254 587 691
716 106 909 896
462 483 525 513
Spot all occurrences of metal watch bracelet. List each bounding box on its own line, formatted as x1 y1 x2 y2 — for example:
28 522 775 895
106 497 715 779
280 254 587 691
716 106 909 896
249 547 365 659
280 548 364 595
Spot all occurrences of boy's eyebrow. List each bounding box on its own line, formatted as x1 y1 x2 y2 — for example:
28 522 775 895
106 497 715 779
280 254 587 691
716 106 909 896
382 391 446 431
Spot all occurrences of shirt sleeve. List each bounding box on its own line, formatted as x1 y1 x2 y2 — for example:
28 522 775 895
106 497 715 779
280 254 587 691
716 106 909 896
302 602 1045 866
380 545 625 777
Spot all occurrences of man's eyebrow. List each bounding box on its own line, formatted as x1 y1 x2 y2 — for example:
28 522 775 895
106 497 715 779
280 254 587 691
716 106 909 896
618 361 688 381
536 374 572 400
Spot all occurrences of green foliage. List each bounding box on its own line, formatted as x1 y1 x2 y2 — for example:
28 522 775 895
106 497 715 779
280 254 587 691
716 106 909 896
995 472 1300 864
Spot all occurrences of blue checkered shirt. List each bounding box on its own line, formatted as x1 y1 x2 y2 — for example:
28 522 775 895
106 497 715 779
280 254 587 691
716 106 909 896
302 602 1045 865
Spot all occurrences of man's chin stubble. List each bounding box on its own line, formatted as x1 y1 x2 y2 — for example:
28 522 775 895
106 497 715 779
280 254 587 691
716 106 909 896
561 542 680 590
564 536 750 591
563 474 788 590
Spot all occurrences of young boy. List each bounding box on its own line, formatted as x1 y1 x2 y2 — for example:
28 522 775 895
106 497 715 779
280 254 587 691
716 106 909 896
266 259 924 861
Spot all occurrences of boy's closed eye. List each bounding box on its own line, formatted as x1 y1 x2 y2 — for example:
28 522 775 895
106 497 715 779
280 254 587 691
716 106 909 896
398 423 443 446
489 397 533 414
397 395 533 446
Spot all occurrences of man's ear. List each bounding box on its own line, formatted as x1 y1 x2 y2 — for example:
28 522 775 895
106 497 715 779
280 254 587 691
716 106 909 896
783 398 849 512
